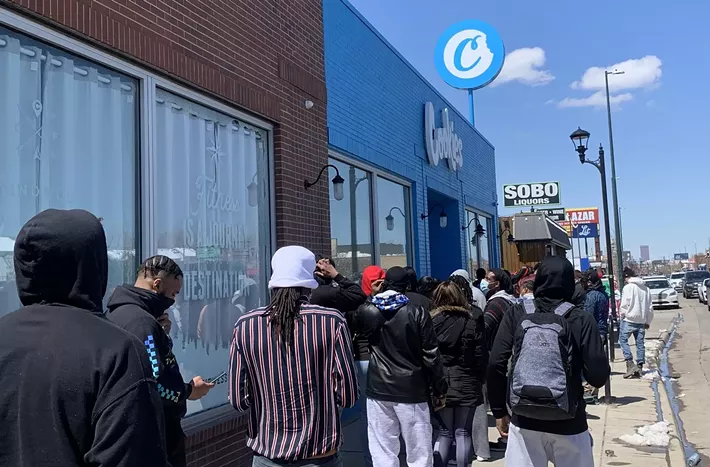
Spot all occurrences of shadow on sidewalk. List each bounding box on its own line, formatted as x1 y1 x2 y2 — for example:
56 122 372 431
613 396 646 406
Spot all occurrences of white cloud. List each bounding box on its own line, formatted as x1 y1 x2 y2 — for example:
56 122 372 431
557 91 633 109
570 55 662 92
557 55 661 109
492 47 555 87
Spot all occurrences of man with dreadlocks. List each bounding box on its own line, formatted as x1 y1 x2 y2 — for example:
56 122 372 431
107 255 215 467
229 246 358 467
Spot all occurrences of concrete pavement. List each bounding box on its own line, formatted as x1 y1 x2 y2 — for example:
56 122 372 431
339 308 687 466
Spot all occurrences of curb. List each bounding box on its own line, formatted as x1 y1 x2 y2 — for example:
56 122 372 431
650 313 687 467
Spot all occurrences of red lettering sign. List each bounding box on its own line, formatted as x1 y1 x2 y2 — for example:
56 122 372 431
566 208 599 226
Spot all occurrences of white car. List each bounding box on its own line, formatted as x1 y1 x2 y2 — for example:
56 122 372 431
643 276 679 309
669 272 685 293
699 278 709 304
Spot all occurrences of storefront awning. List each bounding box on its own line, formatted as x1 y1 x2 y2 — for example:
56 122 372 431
512 213 571 250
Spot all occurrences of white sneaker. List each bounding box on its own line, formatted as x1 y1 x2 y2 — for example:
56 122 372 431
476 456 490 462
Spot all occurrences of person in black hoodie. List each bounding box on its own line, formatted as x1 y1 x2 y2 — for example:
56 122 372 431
353 266 446 467
310 256 367 314
430 281 487 467
571 269 588 306
487 256 609 467
0 209 169 466
107 255 215 467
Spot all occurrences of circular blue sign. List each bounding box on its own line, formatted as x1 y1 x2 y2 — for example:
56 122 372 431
434 20 505 90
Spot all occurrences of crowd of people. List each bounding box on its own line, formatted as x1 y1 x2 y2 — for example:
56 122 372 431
2 208 658 467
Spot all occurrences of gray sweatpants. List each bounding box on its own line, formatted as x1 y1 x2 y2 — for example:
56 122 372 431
367 399 433 467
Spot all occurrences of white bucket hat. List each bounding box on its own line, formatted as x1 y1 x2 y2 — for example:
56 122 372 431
268 246 319 290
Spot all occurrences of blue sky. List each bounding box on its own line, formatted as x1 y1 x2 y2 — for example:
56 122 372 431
348 0 710 261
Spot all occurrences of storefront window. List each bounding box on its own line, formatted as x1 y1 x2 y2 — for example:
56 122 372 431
0 26 137 318
377 177 412 269
154 89 269 414
467 210 492 274
328 158 373 280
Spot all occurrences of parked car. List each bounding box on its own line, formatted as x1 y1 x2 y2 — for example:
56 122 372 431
669 272 685 292
699 278 709 304
683 270 710 299
643 276 679 309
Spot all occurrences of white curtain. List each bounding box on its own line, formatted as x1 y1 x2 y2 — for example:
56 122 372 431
0 30 137 316
154 89 267 414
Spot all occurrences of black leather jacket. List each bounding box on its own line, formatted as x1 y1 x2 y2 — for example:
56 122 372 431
352 294 447 404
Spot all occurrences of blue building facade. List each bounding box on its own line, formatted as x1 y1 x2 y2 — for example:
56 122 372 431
323 0 500 280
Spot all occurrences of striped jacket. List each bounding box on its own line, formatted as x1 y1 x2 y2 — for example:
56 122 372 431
229 304 358 461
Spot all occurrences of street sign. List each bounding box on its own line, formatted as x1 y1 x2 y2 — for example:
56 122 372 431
540 207 566 222
434 20 505 90
674 253 689 261
566 207 599 226
502 182 561 207
572 223 599 239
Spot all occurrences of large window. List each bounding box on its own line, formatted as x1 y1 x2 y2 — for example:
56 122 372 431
328 155 413 279
467 210 492 275
377 177 412 270
0 26 137 318
155 89 270 414
328 159 373 279
0 19 273 417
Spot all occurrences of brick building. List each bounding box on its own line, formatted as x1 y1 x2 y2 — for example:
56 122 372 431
323 0 499 282
0 1 329 465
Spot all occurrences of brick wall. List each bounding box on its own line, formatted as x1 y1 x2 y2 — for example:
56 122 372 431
1 1 331 465
323 0 500 275
1 0 331 254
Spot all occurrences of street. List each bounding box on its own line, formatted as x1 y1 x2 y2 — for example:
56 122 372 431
341 300 710 466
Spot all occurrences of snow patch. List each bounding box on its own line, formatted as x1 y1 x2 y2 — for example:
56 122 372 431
641 369 660 380
620 421 670 447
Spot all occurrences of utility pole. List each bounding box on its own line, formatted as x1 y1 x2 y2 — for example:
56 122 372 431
605 70 625 292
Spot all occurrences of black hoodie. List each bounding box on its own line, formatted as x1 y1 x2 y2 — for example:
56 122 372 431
0 209 169 466
107 284 192 466
487 256 610 435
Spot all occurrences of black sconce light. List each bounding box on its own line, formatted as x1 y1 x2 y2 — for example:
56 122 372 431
463 216 486 245
386 206 406 231
304 164 345 201
247 173 258 207
421 204 447 229
498 227 515 243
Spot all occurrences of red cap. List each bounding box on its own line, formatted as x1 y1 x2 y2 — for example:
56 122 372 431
361 265 386 296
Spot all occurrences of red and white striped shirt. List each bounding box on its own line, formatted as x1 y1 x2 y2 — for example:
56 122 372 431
229 304 359 461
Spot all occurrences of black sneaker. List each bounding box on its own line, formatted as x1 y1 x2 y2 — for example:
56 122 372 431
489 439 507 452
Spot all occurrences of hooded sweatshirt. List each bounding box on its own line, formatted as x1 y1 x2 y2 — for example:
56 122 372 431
483 269 516 350
487 256 609 436
620 277 654 325
451 269 487 310
107 285 193 466
0 209 168 467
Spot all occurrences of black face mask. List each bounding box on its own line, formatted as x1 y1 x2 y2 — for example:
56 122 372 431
154 290 176 313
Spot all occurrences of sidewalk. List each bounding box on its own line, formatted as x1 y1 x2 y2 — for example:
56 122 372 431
340 310 683 466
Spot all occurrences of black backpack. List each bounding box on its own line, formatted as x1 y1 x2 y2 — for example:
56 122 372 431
508 300 577 421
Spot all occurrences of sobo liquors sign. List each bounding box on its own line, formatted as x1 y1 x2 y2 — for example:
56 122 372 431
424 102 463 172
503 182 561 207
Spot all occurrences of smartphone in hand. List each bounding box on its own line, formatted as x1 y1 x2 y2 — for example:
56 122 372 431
207 371 227 385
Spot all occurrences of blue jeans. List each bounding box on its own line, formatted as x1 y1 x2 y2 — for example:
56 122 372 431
356 360 372 467
252 454 342 467
619 321 646 364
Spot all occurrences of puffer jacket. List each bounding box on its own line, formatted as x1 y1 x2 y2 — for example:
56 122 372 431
431 305 487 407
352 290 447 404
584 282 609 337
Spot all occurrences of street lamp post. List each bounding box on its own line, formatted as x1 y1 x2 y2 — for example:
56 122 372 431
605 70 625 291
570 127 618 403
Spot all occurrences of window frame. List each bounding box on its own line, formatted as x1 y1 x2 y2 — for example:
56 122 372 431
1 7 277 420
328 150 415 269
465 208 493 272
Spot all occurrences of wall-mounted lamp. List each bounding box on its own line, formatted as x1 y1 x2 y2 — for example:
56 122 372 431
247 173 258 207
385 206 406 231
498 227 515 243
421 204 447 229
463 216 486 245
304 164 345 201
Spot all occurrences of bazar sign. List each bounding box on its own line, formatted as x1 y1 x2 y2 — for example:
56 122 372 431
566 207 599 226
539 207 566 222
572 223 599 239
424 102 463 172
503 182 560 207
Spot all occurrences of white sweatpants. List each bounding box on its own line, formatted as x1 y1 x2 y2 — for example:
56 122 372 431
505 424 594 467
367 399 433 467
